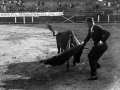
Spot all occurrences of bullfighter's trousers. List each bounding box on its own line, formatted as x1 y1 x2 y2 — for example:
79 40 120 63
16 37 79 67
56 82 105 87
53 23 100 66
88 42 108 76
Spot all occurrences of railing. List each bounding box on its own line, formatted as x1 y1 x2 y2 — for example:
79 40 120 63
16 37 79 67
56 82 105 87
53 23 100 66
0 12 119 24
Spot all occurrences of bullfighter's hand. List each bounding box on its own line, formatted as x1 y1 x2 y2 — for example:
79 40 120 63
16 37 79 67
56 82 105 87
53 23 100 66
81 41 86 46
97 41 103 46
81 41 84 45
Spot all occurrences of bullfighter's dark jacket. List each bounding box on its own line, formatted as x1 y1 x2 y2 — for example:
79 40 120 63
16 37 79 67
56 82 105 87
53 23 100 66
84 24 110 46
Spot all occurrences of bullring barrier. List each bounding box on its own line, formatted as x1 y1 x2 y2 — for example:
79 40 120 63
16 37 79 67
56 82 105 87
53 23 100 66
0 12 119 24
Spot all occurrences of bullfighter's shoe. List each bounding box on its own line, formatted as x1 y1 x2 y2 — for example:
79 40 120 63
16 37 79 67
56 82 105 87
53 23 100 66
87 75 98 80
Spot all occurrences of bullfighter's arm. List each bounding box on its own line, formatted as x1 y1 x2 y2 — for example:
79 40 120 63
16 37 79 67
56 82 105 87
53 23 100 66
82 29 91 45
100 27 110 43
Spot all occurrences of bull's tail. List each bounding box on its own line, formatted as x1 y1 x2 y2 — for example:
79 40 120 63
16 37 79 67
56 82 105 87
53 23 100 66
47 24 56 36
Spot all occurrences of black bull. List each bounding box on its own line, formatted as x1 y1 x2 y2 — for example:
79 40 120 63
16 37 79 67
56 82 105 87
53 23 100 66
40 44 86 71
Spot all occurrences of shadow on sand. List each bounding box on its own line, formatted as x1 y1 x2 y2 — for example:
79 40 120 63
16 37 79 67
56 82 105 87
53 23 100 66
0 57 116 90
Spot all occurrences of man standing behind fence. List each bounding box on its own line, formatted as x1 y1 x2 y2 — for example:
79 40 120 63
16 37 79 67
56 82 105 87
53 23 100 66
81 17 110 80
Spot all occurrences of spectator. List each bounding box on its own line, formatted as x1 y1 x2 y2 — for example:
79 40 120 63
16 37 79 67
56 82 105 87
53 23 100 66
3 5 7 12
0 4 4 12
64 2 67 10
58 0 61 7
69 3 74 8
41 1 44 6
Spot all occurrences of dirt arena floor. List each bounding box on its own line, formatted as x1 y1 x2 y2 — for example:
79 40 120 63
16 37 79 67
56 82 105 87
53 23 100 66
0 23 119 90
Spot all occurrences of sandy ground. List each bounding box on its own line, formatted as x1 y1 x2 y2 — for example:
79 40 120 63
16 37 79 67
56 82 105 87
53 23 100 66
0 23 119 90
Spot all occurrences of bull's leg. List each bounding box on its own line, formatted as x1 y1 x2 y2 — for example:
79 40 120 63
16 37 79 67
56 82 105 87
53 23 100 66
66 60 70 72
57 46 60 54
73 57 76 66
61 48 64 53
